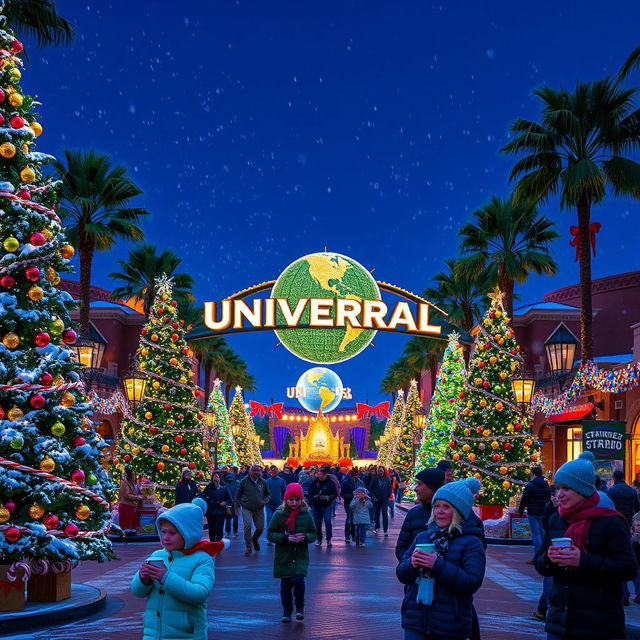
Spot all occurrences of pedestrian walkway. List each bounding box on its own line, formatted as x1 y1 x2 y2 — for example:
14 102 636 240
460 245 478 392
4 505 640 639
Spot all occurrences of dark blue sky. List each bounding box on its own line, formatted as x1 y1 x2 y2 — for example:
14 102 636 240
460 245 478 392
23 1 640 407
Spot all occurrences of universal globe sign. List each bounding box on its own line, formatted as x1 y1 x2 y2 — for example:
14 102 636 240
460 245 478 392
197 251 451 364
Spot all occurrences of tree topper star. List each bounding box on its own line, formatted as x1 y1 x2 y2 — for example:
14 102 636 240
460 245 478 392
487 287 505 308
447 331 461 347
155 273 174 296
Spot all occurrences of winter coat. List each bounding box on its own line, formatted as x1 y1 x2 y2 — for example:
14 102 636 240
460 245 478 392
224 474 239 501
174 480 199 505
340 476 364 500
235 475 271 512
363 473 376 489
279 470 299 485
131 502 215 640
200 484 232 516
119 479 140 506
308 477 338 506
349 497 373 524
266 475 287 507
535 509 637 639
396 518 486 639
298 471 314 497
369 475 392 502
518 476 551 517
266 505 318 578
607 480 640 525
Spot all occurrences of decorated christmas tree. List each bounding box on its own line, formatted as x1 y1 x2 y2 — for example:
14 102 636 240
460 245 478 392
452 289 540 505
415 332 466 472
377 390 405 468
229 386 253 465
205 378 239 469
0 12 114 570
392 380 422 480
245 408 263 465
117 276 207 502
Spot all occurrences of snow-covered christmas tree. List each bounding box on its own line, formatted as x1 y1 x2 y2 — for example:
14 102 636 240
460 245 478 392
0 10 113 571
377 390 405 468
229 386 253 465
205 378 238 469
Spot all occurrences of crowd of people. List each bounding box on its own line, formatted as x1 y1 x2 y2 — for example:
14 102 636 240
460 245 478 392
124 453 640 640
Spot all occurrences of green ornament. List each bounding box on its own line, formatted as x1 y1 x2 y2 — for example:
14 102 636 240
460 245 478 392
49 317 65 336
3 237 19 253
86 473 97 485
10 435 24 449
51 421 65 436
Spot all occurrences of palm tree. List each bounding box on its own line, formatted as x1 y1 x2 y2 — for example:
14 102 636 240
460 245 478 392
380 357 413 400
619 46 640 81
502 78 640 361
4 0 73 48
458 195 559 318
423 258 492 332
402 336 445 395
109 244 194 318
55 150 150 332
189 335 230 403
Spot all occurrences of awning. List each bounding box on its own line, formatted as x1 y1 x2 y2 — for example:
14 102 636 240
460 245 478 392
548 402 594 424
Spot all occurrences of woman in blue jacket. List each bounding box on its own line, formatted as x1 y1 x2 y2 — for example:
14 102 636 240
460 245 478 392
397 477 486 640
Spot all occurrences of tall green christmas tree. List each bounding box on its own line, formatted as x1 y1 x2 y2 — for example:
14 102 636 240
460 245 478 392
378 390 405 468
205 378 238 469
415 333 466 472
452 289 540 505
392 380 422 480
245 408 263 465
0 11 114 569
229 386 253 465
118 276 207 502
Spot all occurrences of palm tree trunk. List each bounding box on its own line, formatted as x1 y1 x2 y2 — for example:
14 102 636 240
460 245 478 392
203 365 212 405
577 197 593 362
78 239 94 333
497 266 515 318
462 304 473 333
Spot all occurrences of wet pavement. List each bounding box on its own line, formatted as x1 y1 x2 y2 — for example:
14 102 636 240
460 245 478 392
5 505 640 639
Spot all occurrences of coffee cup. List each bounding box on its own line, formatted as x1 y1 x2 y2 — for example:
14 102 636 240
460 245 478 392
415 543 436 553
551 537 572 547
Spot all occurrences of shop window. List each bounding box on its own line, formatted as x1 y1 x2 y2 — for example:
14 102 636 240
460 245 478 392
567 426 582 462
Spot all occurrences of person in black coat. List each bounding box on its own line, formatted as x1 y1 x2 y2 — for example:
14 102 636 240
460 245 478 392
174 468 199 505
341 468 364 542
370 466 393 536
201 472 232 542
519 466 551 559
607 469 640 525
397 477 486 640
308 465 338 546
535 452 638 640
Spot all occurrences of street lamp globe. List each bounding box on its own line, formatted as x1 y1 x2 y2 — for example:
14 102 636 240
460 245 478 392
512 371 536 411
544 323 578 379
122 369 147 409
71 325 107 370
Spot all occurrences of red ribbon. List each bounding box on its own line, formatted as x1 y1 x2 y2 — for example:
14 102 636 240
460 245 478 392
0 579 23 597
569 222 601 261
356 402 391 420
249 400 284 419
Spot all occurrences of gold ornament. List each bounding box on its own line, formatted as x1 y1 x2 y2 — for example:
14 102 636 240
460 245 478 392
479 399 487 408
0 142 16 157
495 402 504 412
0 506 10 523
500 372 507 379
463 428 471 436
495 310 502 318
144 411 153 420
141 348 149 356
9 68 21 81
45 266 57 282
499 466 508 474
8 92 22 107
8 405 23 421
20 166 36 183
502 481 511 489
468 453 476 461
474 377 483 385
489 356 497 364
152 381 160 389
60 391 76 407
473 472 482 480
491 441 499 450
3 236 19 252
28 285 44 301
127 427 135 435
21 142 28 153
483 429 491 436
162 294 169 301
166 418 175 427
39 457 55 472
41 228 53 241
3 332 19 349
507 424 514 432
53 374 64 385
76 504 91 520
29 121 43 137
179 377 187 384
150 334 159 342
59 244 74 259
169 357 177 365
132 447 140 455
161 444 170 453
462 444 471 452
28 503 45 519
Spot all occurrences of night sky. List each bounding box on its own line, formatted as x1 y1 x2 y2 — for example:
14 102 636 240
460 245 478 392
21 1 640 407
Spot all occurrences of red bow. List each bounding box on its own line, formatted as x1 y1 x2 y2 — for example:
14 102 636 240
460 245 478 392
356 402 391 419
0 579 22 597
249 400 284 419
569 222 601 262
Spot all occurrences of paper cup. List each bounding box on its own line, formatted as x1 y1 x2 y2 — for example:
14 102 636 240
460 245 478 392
551 537 572 547
415 543 436 553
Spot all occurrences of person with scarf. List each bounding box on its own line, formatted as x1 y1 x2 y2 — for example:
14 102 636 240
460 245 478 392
535 451 638 640
266 482 318 623
174 468 199 505
397 477 486 640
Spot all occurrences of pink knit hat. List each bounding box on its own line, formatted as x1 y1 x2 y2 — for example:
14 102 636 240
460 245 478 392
284 482 304 500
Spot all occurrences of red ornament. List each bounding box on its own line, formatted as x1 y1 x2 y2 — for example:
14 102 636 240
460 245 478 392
171 301 178 307
41 372 53 385
35 332 50 347
29 232 46 247
149 426 157 434
181 347 189 355
509 349 516 355
196 470 204 478
433 400 439 405
71 469 85 484
178 414 184 420
503 442 512 450
157 462 165 471
0 89 4 102
175 435 183 443
0 407 4 419
194 389 201 397
478 361 485 369
458 392 465 400
514 423 523 431
11 39 24 53
5 526 21 542
180 448 187 456
17 189 30 200
163 316 170 323
489 311 495 318
0 114 4 126
482 381 489 388
524 439 532 446
29 393 45 409
10 115 24 129
449 441 456 449
112 458 119 466
44 514 59 530
188 462 196 469
123 454 131 462
0 275 16 289
172 322 179 329
171 333 179 341
61 329 77 345
74 436 86 447
25 265 40 281
492 454 501 461
5 501 15 512
196 413 202 420
141 328 147 335
156 307 164 315
484 342 491 350
64 523 79 537
164 403 171 410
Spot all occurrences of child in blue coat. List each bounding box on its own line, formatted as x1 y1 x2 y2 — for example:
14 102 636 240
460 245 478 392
349 487 373 547
131 497 228 640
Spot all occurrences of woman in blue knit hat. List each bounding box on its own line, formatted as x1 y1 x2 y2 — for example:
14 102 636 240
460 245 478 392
396 477 486 640
535 451 637 640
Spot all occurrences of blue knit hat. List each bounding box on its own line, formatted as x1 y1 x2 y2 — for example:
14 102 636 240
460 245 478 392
432 477 481 519
554 451 596 497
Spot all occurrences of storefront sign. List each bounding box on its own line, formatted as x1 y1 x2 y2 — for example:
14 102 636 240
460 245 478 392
581 419 626 480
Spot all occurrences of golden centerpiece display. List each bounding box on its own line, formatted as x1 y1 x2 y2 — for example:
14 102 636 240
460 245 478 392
288 410 350 462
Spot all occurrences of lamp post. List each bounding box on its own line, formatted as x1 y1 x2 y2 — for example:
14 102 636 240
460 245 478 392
203 410 219 469
122 360 147 410
544 324 578 390
70 325 107 389
512 371 536 414
412 409 427 471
